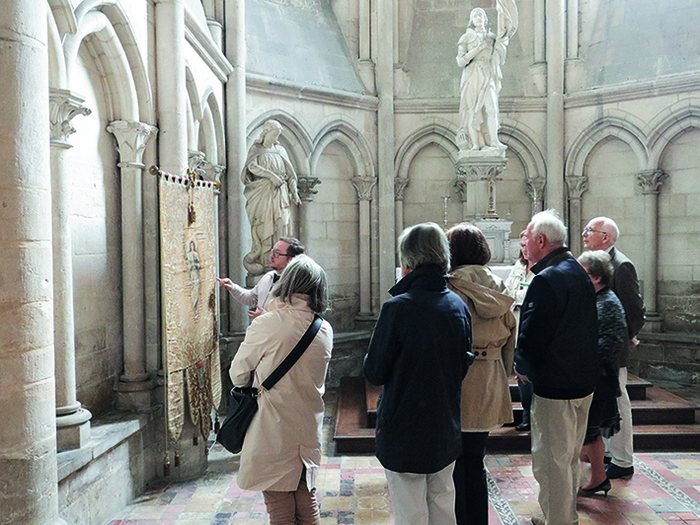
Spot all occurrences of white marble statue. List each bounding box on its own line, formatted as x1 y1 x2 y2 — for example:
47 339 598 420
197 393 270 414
242 120 300 275
456 2 518 153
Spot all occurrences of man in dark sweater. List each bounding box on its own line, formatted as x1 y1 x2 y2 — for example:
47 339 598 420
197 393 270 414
583 216 646 479
514 210 599 525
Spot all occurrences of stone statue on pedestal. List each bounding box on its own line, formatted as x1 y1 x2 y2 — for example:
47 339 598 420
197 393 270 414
456 1 518 153
242 120 300 275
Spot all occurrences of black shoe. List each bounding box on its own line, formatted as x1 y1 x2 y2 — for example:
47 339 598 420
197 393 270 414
606 463 634 479
604 456 612 464
578 478 611 497
515 422 530 432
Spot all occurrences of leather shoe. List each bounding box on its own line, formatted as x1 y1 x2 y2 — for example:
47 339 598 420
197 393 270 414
515 422 531 431
578 478 611 497
606 463 634 479
531 515 545 525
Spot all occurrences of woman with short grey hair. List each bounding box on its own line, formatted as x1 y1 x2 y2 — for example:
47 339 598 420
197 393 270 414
365 222 473 525
398 221 451 274
230 254 333 525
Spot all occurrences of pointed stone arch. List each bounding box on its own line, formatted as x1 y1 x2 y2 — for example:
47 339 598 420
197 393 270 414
395 123 461 181
65 0 154 122
565 116 648 177
310 121 374 179
648 105 700 169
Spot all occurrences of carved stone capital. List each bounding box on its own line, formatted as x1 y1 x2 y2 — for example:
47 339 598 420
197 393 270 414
49 88 91 145
455 157 507 181
565 175 589 200
107 120 158 168
351 177 377 201
524 177 546 202
394 178 409 201
297 176 322 202
637 169 668 195
188 150 225 182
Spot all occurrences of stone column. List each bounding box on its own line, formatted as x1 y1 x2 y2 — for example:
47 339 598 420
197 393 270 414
107 120 158 411
0 2 63 523
376 1 396 302
393 177 409 237
352 177 377 316
637 169 668 332
49 88 93 451
225 0 247 332
546 0 566 212
297 176 322 245
565 175 588 255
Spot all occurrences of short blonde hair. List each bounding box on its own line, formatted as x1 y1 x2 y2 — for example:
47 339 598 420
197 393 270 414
398 222 450 274
273 254 328 313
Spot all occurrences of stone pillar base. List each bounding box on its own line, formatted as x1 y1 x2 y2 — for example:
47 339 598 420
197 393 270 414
642 313 664 333
56 407 92 452
354 313 377 331
114 378 157 412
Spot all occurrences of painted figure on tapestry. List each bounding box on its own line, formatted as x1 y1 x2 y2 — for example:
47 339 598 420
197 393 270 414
185 238 202 314
456 1 518 152
242 120 301 275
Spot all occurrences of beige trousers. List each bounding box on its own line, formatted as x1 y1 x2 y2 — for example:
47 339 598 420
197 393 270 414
531 393 593 525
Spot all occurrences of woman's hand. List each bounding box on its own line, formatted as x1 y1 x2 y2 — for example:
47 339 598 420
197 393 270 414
216 277 233 291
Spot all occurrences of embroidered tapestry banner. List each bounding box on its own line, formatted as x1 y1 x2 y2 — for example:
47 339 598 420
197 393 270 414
156 166 222 443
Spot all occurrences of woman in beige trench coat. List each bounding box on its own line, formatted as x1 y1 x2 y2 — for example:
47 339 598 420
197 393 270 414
446 223 516 525
229 255 333 525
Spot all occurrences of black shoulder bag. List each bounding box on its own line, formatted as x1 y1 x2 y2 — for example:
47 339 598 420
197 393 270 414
217 314 323 454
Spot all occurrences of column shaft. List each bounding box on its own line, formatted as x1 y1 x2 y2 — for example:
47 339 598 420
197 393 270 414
0 1 62 523
225 0 247 332
376 0 396 302
546 0 565 212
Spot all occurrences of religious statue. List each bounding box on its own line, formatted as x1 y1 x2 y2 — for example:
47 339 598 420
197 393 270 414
242 119 301 275
456 1 518 153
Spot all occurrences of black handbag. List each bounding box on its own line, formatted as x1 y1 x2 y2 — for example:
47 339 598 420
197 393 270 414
217 314 323 454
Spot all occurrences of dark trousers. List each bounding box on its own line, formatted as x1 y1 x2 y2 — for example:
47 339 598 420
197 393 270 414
453 431 489 525
518 379 533 425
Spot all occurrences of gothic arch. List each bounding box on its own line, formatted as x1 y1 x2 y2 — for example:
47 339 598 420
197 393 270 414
395 123 461 181
203 91 225 165
310 121 374 179
65 0 154 122
185 66 200 150
499 124 547 185
247 110 313 175
48 9 68 88
565 116 648 177
648 106 700 168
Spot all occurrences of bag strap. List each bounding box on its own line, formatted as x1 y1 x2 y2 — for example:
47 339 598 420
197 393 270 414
261 314 322 391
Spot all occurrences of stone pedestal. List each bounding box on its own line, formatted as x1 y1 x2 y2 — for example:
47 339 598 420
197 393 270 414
454 153 508 222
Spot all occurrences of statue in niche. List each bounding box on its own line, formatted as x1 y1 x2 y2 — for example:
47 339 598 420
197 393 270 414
456 2 518 153
242 119 300 275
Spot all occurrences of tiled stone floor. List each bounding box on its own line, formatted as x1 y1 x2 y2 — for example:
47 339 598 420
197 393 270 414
107 387 700 525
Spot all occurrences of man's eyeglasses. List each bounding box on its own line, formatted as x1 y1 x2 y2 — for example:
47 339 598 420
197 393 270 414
271 250 290 258
582 227 607 235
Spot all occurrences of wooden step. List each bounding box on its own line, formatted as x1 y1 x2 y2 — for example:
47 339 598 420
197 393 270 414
334 375 700 455
507 374 652 401
334 376 376 454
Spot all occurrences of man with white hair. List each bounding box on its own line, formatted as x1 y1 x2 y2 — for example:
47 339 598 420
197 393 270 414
582 217 646 479
514 210 599 525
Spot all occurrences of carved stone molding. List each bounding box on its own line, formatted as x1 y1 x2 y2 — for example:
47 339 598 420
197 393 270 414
351 176 377 201
565 175 589 200
453 178 469 203
298 176 322 202
107 120 158 169
49 88 91 146
187 150 225 182
394 178 409 201
455 159 507 181
637 169 668 195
